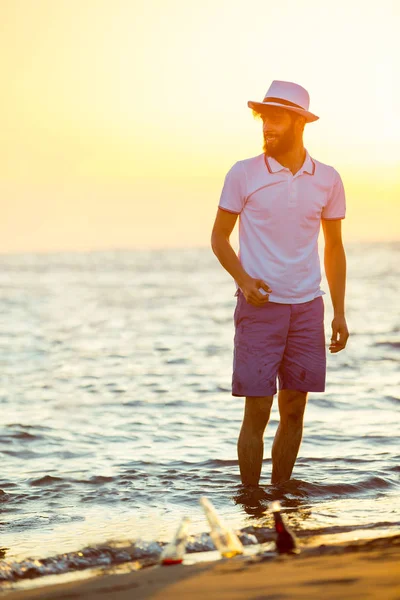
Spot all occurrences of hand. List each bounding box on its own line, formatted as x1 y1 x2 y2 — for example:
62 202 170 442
241 277 272 306
329 315 349 353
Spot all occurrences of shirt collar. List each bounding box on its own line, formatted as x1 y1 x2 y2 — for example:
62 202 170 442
264 148 315 176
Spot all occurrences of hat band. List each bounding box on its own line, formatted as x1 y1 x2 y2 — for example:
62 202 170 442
262 96 305 110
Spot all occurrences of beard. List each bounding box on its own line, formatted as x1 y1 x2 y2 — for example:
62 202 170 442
263 125 297 157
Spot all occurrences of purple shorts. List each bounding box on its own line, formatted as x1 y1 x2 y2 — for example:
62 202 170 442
232 290 326 396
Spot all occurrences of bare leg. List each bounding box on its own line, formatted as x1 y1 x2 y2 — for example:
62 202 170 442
237 395 273 486
271 389 308 485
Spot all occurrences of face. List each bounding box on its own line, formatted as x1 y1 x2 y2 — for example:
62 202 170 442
261 107 302 157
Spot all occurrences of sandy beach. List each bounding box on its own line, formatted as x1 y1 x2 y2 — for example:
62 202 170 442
2 535 399 600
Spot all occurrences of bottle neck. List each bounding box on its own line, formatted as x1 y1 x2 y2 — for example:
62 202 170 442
273 512 285 533
206 511 223 530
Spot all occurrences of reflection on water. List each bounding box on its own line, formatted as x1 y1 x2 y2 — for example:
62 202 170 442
0 243 399 585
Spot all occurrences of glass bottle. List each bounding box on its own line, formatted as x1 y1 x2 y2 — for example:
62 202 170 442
270 500 299 554
200 496 244 558
160 516 191 565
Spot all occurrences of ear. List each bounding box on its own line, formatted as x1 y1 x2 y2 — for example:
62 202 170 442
294 114 306 132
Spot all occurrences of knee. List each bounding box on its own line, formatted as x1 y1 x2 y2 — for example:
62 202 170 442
279 390 308 425
243 396 273 433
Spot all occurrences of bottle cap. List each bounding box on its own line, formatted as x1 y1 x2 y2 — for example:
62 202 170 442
270 500 281 513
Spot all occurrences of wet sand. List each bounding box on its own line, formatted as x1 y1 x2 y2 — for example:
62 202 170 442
1 535 399 600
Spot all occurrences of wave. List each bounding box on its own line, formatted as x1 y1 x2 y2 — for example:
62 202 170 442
373 341 400 350
1 462 398 512
1 527 399 585
232 476 399 509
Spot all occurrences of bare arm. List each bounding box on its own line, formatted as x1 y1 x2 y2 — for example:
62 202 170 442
322 219 346 316
211 208 271 305
211 209 249 288
322 218 349 352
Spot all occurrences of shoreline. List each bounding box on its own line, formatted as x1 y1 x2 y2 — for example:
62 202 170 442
1 534 399 600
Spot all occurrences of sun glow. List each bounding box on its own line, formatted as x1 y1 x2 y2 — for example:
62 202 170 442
1 0 399 253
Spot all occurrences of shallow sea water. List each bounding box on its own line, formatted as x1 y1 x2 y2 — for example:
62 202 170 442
0 242 399 587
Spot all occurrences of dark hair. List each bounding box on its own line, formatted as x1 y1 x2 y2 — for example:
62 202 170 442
251 108 266 121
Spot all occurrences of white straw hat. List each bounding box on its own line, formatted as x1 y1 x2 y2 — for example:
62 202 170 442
248 80 319 123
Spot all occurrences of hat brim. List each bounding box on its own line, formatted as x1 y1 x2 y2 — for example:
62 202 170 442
247 100 319 123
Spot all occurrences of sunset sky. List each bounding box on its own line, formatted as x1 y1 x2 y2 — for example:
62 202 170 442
1 0 399 254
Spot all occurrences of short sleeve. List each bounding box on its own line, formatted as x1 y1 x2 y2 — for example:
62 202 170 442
218 161 247 214
322 170 346 220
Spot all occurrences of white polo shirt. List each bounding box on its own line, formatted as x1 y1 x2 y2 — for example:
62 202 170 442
218 149 346 304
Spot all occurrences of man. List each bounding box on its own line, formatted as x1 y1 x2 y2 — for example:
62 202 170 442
211 80 349 487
